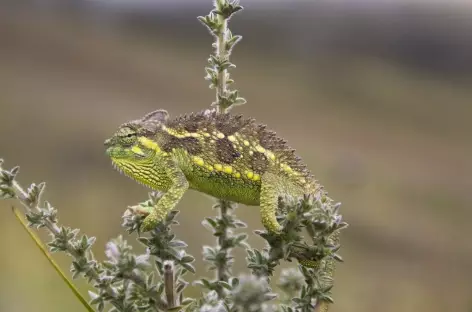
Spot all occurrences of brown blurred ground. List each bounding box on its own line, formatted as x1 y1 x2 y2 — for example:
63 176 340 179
0 2 471 312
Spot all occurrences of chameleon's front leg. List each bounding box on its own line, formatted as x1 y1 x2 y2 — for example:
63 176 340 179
260 173 283 234
140 159 189 232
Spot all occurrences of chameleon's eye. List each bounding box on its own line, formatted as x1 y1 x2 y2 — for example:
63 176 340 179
117 127 137 146
120 134 136 145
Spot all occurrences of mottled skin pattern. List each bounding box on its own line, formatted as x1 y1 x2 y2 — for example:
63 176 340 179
105 109 335 311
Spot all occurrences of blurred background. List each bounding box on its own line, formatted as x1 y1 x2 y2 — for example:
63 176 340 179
0 0 471 311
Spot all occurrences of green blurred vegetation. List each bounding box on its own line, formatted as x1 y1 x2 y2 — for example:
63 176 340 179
0 2 471 312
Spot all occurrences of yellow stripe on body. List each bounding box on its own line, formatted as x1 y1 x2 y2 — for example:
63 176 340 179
162 125 186 138
193 156 205 166
223 165 233 174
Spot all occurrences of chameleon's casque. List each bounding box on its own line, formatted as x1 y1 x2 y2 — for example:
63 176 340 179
104 109 319 233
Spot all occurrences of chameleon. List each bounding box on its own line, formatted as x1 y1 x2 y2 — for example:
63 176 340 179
104 108 319 233
104 109 337 311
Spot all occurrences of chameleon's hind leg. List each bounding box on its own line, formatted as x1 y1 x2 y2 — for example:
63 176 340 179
260 173 283 234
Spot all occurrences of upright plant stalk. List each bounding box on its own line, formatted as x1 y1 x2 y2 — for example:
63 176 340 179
197 0 249 302
215 13 228 114
212 2 234 290
199 0 246 114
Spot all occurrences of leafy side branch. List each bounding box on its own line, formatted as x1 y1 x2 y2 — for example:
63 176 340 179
0 160 171 311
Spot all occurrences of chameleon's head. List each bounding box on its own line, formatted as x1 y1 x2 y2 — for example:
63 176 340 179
104 110 169 185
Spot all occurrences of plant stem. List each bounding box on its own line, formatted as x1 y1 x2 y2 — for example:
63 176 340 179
216 201 229 284
214 3 232 295
163 260 175 309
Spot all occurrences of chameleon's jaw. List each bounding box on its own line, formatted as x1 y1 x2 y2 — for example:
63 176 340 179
110 157 156 190
106 140 157 188
106 146 124 158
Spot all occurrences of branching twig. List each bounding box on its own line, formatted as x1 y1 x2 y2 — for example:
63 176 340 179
0 161 165 312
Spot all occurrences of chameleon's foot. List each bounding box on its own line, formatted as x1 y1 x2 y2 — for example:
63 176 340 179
262 215 283 236
140 214 159 232
268 226 283 236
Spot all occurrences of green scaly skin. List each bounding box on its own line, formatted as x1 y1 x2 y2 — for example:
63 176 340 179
105 109 337 311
